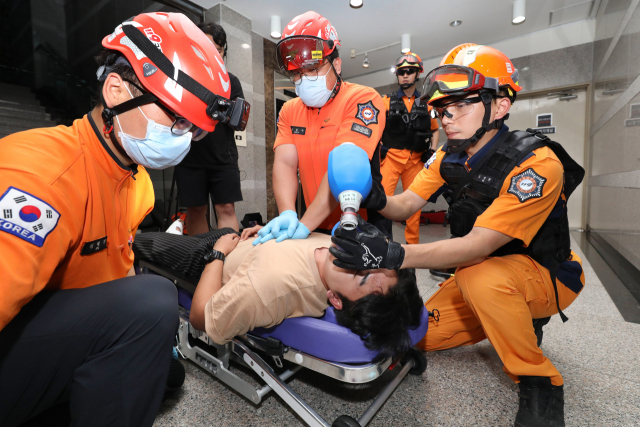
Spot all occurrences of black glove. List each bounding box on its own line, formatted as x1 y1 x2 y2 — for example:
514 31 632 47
360 143 387 211
420 148 435 163
330 216 404 271
380 145 389 161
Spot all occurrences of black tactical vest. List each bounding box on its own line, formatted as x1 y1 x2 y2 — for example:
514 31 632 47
440 128 585 321
381 92 433 153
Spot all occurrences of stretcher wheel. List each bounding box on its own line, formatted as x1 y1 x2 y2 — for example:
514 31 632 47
332 415 361 427
404 348 427 376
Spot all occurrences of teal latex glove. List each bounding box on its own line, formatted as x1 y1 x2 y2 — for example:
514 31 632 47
253 210 299 246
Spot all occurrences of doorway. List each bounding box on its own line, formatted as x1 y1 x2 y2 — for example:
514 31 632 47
507 86 588 229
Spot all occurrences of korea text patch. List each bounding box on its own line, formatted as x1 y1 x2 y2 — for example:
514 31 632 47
508 168 547 203
355 101 379 126
0 187 61 247
425 152 437 169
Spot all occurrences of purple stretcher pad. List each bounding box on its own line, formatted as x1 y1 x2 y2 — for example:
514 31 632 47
178 287 429 365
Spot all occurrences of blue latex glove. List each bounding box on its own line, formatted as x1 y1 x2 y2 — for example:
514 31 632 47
253 210 299 245
278 222 310 242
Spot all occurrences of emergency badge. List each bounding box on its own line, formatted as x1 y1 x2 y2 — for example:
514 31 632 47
508 168 547 203
355 101 379 126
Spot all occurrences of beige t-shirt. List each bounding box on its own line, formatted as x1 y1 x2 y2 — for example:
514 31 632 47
204 233 330 344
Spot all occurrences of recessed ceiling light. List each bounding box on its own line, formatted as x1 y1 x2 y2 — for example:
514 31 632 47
350 0 363 8
241 43 250 49
390 67 396 73
363 53 369 68
450 20 462 27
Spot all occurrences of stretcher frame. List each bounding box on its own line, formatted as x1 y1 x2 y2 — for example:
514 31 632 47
141 260 426 427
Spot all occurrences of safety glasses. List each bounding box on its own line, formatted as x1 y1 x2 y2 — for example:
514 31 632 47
126 80 207 141
396 68 418 76
431 96 483 121
276 36 333 77
422 65 500 104
154 101 207 141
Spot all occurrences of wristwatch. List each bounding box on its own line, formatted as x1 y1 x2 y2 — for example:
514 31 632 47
203 248 226 264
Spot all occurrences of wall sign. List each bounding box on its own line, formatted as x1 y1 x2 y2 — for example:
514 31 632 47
630 103 640 119
234 130 247 147
625 119 640 127
532 126 556 134
536 113 553 127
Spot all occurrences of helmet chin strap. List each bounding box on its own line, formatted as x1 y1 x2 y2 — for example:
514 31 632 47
397 74 418 90
328 60 342 99
445 90 509 154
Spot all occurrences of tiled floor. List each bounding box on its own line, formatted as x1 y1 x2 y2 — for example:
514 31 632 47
154 224 640 427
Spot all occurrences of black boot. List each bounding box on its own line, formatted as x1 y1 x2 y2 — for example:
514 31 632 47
515 376 565 427
165 347 185 396
429 268 456 279
532 316 551 347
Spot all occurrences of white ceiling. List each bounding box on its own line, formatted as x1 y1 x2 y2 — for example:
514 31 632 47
194 0 601 81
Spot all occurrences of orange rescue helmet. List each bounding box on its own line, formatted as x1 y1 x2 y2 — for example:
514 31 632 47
425 43 521 105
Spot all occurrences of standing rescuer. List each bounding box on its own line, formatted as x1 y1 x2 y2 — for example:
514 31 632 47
253 10 388 244
0 12 247 426
329 44 585 427
380 52 440 244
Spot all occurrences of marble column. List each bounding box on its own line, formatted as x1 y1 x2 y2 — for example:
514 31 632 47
204 3 267 223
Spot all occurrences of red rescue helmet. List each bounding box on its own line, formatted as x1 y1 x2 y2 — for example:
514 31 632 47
102 12 234 133
276 11 341 74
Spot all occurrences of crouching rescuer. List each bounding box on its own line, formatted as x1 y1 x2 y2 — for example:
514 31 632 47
329 44 585 427
0 12 248 427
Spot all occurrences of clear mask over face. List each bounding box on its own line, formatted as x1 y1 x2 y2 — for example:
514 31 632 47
116 85 192 169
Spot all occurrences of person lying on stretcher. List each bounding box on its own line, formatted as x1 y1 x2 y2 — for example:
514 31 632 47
134 224 423 361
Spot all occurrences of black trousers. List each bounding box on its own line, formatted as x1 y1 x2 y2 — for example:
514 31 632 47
0 275 178 427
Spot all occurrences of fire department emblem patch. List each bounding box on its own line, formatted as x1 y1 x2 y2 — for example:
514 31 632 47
508 168 546 203
355 101 379 126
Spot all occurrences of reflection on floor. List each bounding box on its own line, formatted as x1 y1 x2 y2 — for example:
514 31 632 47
594 230 640 272
154 223 640 427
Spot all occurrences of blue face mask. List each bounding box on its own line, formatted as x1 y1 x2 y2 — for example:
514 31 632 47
116 102 191 170
295 67 335 108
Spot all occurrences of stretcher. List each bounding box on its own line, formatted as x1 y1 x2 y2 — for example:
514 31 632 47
139 260 429 427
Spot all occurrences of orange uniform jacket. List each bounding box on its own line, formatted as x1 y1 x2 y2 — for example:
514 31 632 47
0 115 154 330
274 81 386 230
409 125 584 292
381 90 439 164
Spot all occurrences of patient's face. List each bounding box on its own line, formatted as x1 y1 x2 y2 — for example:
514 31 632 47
323 245 397 302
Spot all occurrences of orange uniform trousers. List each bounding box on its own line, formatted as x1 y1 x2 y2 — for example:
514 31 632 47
418 253 584 386
380 155 424 244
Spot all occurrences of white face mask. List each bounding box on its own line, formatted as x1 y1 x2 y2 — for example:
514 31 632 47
116 85 192 170
295 66 336 108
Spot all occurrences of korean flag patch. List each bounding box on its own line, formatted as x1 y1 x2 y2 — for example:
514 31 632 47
355 101 379 126
425 152 437 169
508 168 547 203
0 187 61 247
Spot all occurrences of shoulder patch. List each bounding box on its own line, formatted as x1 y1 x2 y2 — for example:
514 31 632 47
0 187 61 247
351 122 373 138
508 168 547 203
355 101 379 126
425 152 437 169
